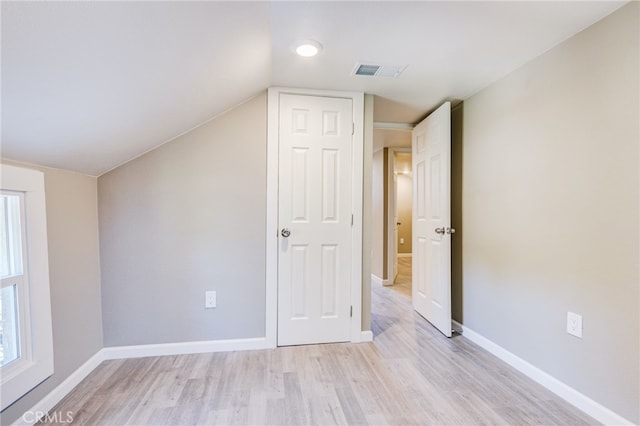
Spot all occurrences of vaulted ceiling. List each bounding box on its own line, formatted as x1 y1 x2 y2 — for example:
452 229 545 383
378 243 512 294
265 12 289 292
1 1 626 176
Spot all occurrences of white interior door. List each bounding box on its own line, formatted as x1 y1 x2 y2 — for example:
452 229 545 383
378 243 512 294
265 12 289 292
412 102 452 337
277 94 353 346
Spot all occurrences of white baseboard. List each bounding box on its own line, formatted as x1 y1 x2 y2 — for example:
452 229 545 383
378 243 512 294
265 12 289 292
360 330 373 342
454 321 633 426
371 274 391 286
397 253 412 258
102 337 269 360
14 349 106 426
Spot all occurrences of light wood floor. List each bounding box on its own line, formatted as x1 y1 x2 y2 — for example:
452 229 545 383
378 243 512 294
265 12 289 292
43 259 596 425
390 256 412 297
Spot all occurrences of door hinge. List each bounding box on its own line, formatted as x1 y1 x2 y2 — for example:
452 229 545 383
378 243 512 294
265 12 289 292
352 122 355 135
351 214 354 226
350 306 353 317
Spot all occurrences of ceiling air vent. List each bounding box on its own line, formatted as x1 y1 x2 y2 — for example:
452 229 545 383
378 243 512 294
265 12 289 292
353 63 407 78
354 64 380 76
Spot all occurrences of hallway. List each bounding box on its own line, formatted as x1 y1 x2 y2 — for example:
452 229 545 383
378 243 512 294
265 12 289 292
389 256 412 297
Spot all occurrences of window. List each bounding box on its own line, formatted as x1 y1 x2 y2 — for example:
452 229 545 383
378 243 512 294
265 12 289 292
0 165 53 410
1 191 26 368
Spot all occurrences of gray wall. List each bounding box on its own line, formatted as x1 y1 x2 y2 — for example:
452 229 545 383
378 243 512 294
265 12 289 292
362 94 374 330
0 161 103 425
461 3 639 423
98 93 268 346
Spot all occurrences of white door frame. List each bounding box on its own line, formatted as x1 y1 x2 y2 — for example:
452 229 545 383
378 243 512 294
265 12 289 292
266 87 365 348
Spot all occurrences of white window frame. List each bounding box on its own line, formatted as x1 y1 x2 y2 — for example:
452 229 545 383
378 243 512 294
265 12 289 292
1 190 29 369
0 164 53 410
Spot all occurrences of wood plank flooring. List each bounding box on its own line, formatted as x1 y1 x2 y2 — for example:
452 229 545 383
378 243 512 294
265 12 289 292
390 257 412 297
42 259 596 425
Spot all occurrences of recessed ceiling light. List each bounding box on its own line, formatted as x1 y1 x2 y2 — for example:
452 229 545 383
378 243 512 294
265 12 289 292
295 40 322 57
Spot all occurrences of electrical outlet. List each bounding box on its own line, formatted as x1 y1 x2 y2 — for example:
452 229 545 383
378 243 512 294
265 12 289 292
400 238 404 244
205 291 216 309
567 312 582 338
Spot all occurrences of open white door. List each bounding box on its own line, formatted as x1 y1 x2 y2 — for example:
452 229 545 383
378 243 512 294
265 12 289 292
412 102 452 337
277 93 353 346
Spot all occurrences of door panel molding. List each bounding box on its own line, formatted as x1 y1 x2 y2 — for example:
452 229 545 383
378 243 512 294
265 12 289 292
266 87 364 348
412 101 452 338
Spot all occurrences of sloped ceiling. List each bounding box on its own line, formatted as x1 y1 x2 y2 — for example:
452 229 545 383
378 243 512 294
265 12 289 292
1 1 626 176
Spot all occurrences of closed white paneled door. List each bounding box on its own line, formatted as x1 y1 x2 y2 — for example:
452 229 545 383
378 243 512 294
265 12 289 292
412 102 452 337
277 94 353 346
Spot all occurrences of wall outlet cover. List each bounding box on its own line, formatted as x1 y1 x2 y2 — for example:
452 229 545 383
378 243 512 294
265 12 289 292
567 311 582 338
205 291 216 309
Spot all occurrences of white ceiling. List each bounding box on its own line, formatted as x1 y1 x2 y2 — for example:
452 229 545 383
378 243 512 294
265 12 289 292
1 1 626 176
373 128 412 152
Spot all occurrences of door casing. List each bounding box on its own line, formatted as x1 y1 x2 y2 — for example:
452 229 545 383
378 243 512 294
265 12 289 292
266 87 365 347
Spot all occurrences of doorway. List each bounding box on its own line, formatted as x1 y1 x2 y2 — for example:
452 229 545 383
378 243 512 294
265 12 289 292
387 148 413 285
371 128 412 288
391 150 413 296
372 103 463 340
371 133 416 319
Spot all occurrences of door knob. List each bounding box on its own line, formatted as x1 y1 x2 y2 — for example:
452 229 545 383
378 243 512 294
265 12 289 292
281 228 291 238
435 227 446 235
447 227 456 234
